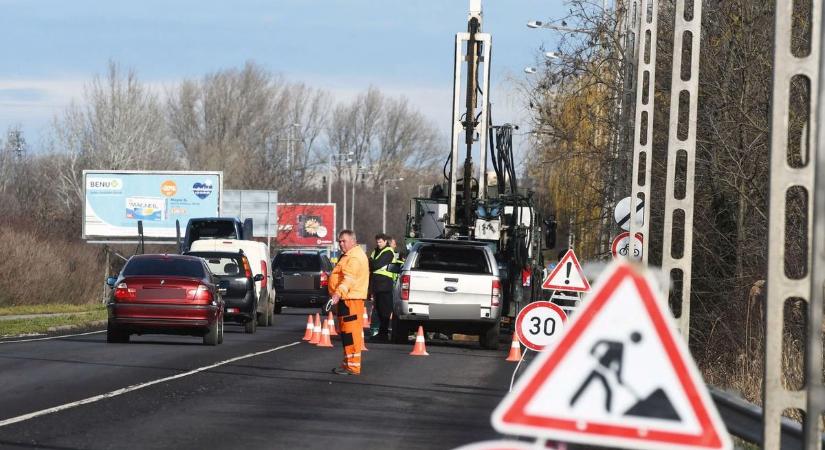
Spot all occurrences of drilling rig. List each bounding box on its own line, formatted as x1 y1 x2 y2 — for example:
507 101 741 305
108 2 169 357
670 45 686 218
404 0 548 328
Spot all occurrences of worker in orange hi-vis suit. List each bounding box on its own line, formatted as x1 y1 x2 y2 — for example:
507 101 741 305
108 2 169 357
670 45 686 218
328 229 370 375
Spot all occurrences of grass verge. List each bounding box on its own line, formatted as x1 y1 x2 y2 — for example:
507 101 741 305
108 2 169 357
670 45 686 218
0 303 104 316
0 309 107 337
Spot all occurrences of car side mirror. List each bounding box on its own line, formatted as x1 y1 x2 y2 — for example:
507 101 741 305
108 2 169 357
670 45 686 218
218 280 229 295
106 276 117 287
387 262 403 274
253 274 264 282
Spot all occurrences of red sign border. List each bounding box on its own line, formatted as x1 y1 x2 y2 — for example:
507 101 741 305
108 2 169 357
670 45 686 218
497 264 725 449
611 231 644 259
515 301 569 352
541 249 591 292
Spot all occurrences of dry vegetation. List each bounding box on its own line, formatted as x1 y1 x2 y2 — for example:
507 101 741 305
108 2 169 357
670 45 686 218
527 0 807 409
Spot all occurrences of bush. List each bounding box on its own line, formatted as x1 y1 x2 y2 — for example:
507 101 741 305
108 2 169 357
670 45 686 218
0 228 102 306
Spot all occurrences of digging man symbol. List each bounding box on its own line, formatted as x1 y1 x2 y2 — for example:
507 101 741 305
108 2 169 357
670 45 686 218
569 331 643 413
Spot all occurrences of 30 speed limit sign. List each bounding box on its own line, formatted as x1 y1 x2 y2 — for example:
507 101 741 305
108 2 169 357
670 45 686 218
515 301 568 351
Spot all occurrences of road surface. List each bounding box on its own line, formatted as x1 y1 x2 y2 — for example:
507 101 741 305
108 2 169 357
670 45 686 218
0 308 520 450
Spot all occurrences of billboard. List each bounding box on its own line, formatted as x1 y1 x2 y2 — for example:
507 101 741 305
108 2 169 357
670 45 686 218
223 190 278 238
276 203 336 247
83 170 222 239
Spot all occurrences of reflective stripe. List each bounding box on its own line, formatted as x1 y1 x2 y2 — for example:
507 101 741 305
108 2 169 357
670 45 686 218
371 247 397 281
346 353 361 358
346 362 361 367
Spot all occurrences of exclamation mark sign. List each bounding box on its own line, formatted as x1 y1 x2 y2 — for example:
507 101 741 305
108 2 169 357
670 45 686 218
564 262 572 284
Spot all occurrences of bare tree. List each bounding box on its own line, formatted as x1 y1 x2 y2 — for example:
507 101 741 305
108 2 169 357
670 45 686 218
51 61 177 211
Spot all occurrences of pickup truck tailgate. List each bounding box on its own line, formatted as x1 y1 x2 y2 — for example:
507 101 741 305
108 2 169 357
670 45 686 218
407 271 493 307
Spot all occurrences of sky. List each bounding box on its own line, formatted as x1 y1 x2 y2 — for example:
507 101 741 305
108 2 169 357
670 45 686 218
0 0 566 151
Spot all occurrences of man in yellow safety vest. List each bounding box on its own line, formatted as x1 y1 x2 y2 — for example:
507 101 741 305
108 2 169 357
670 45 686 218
369 233 396 341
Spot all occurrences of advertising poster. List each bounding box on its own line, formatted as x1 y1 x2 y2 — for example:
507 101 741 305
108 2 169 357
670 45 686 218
275 203 336 247
83 170 222 239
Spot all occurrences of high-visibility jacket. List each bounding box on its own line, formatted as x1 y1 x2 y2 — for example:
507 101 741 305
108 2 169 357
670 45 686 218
329 245 370 300
369 246 396 292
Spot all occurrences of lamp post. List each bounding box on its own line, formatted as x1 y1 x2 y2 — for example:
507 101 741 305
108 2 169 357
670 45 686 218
351 166 374 230
382 177 405 233
279 123 302 171
328 152 354 203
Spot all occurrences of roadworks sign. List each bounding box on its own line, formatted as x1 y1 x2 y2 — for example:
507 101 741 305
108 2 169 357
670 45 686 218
541 249 590 292
493 261 731 450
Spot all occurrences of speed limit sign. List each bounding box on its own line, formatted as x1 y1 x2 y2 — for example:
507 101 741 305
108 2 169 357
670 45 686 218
611 231 644 261
515 301 568 351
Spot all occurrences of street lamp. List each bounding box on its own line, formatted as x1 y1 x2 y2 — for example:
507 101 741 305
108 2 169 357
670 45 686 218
382 177 405 233
351 166 374 229
280 123 302 171
526 20 595 35
328 152 354 232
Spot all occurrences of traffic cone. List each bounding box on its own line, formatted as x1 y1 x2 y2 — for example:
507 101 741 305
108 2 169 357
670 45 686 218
362 307 371 329
360 328 369 352
317 319 334 347
302 315 314 341
309 313 322 345
506 333 522 362
327 311 338 336
410 326 429 356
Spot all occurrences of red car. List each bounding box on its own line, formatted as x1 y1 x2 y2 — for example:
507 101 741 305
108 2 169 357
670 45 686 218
106 254 226 345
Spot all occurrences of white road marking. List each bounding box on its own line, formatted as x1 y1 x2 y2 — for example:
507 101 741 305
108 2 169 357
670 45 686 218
0 330 105 344
0 341 302 427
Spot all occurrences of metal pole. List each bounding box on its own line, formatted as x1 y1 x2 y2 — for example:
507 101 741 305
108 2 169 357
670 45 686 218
342 172 347 231
763 0 823 446
351 171 356 229
382 181 387 233
327 155 333 203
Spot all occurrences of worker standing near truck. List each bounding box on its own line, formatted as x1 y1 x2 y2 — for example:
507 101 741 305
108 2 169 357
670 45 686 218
369 233 396 341
328 230 370 375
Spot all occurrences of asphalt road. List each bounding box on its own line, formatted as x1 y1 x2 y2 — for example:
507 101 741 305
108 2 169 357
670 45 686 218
0 309 519 450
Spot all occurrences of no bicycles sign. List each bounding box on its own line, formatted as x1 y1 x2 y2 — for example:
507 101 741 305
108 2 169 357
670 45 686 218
515 301 568 352
611 232 643 261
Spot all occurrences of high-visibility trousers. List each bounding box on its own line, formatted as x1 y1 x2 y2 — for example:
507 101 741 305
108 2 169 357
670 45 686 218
337 298 365 374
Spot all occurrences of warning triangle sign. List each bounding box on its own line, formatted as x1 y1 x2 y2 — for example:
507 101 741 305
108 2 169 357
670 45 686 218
492 262 731 450
542 249 590 292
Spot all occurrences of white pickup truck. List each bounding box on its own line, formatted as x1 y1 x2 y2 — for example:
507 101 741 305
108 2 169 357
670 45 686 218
390 239 502 349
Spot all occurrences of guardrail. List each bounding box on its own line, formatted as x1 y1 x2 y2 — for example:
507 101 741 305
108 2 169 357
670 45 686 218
709 387 824 449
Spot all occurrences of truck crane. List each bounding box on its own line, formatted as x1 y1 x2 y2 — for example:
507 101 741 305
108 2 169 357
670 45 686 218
404 0 550 330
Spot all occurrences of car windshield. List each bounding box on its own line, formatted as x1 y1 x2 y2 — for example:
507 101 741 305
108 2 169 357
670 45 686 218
187 253 243 276
274 253 321 271
413 246 491 274
189 221 237 240
123 258 205 278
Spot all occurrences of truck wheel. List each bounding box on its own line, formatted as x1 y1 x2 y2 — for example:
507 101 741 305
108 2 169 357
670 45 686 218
106 320 129 343
479 324 501 350
391 316 410 344
204 318 220 346
246 315 258 333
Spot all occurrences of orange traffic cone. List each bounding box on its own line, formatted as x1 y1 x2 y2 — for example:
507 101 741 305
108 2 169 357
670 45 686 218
317 319 334 347
506 333 522 362
327 311 338 336
360 328 369 352
309 313 322 345
362 307 371 329
302 315 314 341
410 326 429 356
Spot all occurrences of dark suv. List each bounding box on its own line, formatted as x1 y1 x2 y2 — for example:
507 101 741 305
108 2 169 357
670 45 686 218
186 251 262 333
272 250 333 310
